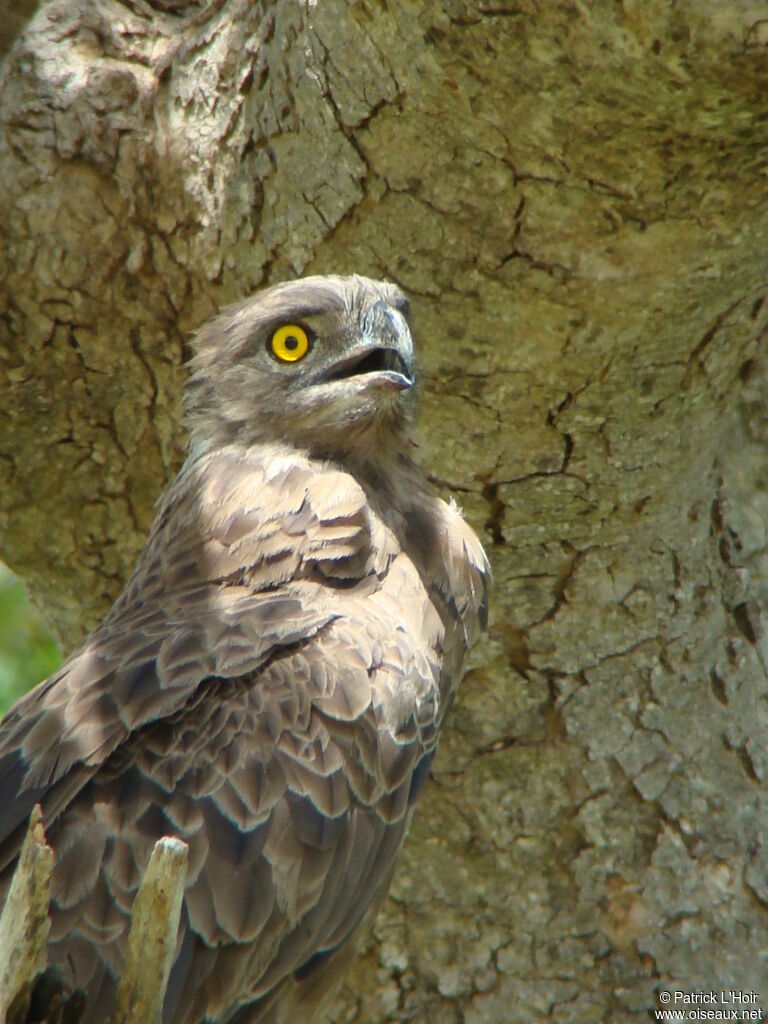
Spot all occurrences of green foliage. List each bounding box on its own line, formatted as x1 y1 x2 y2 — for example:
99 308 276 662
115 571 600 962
0 563 61 717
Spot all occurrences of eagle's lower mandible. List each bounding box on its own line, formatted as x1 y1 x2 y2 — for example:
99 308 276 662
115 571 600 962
0 275 489 1024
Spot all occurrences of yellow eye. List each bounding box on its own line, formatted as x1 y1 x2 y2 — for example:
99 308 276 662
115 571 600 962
270 324 310 363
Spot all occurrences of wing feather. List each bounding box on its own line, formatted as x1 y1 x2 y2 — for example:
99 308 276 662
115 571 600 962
0 444 478 1024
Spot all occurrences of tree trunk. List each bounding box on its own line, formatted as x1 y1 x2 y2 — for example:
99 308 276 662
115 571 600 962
2 1 767 1020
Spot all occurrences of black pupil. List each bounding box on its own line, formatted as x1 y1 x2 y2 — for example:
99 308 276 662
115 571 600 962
284 336 299 350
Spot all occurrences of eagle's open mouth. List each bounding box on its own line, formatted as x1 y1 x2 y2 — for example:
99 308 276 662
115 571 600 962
324 347 414 388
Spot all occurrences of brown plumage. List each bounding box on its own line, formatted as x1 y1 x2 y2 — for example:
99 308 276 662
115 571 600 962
0 275 489 1023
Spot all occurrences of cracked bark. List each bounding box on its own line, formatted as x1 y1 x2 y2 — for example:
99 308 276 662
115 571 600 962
2 1 768 1020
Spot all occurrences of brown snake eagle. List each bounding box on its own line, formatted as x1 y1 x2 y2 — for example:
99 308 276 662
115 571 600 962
0 275 489 1023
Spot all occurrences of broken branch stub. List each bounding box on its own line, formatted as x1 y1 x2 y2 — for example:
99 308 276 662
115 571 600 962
112 835 189 1024
0 805 53 1022
0 814 188 1024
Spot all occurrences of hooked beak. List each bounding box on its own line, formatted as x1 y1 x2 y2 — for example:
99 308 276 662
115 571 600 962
320 302 416 392
322 346 414 391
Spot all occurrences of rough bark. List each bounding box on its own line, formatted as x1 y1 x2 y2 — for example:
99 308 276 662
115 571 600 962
2 1 768 1020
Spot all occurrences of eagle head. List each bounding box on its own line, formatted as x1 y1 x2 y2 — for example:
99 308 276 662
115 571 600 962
185 275 415 461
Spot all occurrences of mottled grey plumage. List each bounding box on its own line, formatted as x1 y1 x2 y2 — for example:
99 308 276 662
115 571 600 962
0 275 488 1023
